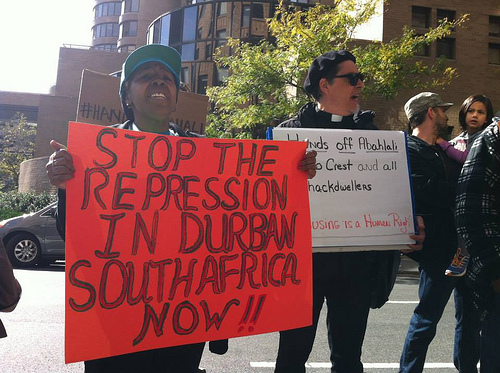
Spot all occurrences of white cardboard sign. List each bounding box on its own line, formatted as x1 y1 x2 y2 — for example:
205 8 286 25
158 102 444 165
272 128 416 252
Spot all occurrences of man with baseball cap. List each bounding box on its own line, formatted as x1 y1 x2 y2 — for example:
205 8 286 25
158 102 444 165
400 92 475 372
404 92 453 135
274 51 425 373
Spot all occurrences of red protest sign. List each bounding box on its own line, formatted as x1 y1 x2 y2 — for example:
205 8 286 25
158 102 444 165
64 122 312 363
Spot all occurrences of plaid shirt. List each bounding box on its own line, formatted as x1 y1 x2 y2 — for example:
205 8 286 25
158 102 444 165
455 119 500 317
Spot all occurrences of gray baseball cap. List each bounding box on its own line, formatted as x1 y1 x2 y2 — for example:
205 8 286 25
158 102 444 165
404 92 453 120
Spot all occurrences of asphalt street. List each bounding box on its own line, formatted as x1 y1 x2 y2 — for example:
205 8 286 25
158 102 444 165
0 259 464 373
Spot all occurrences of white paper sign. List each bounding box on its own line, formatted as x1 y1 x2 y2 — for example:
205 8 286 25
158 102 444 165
272 128 416 252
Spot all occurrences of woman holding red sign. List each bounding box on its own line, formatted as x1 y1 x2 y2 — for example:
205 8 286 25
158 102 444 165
46 44 317 373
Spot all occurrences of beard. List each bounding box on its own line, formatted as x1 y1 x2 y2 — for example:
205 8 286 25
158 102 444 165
435 119 450 138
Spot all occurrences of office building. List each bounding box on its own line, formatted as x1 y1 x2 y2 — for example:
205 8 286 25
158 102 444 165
1 0 499 164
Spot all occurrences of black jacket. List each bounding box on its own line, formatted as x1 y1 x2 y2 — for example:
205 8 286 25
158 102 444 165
406 135 461 274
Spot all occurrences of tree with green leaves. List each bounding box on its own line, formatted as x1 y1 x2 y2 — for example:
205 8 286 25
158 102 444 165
206 0 468 138
0 113 36 192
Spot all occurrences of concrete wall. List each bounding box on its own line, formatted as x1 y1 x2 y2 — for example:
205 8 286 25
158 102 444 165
54 47 128 98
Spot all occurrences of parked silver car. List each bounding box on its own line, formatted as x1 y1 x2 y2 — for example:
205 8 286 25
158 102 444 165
0 202 64 267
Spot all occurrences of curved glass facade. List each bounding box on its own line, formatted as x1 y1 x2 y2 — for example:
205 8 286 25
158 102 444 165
147 0 310 94
94 2 122 17
93 23 120 39
124 0 140 13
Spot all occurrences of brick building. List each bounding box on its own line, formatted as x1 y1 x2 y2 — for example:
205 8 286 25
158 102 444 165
1 0 499 173
368 0 500 132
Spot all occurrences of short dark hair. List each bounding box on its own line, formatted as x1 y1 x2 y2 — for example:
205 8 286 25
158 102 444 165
407 109 428 132
310 64 344 101
458 94 494 131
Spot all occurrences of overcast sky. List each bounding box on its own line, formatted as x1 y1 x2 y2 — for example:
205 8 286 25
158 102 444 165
0 0 94 94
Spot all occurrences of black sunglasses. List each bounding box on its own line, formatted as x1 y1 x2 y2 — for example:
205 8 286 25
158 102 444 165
332 72 365 86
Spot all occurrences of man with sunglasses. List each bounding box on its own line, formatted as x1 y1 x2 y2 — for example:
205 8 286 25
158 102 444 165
274 50 425 373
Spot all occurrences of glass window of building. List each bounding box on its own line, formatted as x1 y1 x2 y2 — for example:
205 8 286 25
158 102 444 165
182 43 196 61
170 11 183 44
161 15 171 45
437 9 455 23
95 2 121 17
124 0 139 13
198 3 214 37
489 43 500 64
122 21 138 37
119 45 137 53
490 16 500 37
414 36 430 57
242 5 251 27
93 23 119 39
208 19 214 38
148 20 161 44
94 44 118 52
205 43 212 59
251 3 266 37
197 74 209 94
215 29 227 48
107 23 119 37
412 6 430 28
436 37 455 59
217 2 227 16
216 67 229 85
437 9 455 31
181 67 190 87
183 6 198 42
252 3 264 19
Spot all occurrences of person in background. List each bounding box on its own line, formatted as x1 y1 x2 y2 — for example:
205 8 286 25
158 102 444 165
46 44 317 373
455 117 500 373
436 94 494 277
274 49 425 373
400 92 479 373
0 240 22 338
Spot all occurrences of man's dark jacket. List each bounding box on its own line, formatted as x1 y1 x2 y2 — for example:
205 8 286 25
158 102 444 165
406 135 461 276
